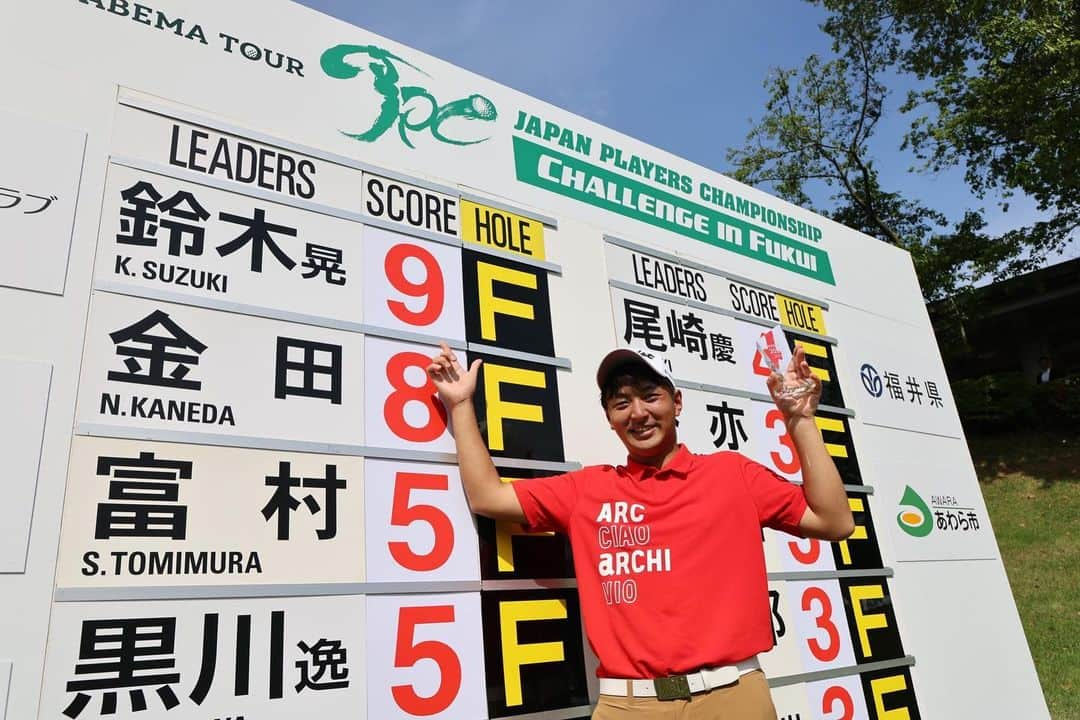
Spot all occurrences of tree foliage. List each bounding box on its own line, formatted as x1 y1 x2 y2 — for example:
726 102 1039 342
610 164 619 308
727 0 1078 300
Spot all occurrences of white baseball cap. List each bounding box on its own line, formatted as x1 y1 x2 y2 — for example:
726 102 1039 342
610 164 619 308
595 347 677 390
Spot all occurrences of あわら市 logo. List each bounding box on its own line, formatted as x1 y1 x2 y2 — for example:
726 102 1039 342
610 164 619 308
896 485 933 537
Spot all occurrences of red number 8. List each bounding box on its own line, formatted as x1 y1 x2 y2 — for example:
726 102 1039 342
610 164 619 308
384 352 448 442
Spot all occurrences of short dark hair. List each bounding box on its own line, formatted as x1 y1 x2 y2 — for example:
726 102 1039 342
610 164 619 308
599 361 676 408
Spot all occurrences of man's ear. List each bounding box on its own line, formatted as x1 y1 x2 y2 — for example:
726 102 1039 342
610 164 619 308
673 389 683 416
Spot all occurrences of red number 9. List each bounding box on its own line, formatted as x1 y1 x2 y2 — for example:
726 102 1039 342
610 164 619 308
385 243 445 326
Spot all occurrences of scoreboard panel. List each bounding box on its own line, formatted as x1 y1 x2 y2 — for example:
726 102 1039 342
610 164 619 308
0 3 1046 718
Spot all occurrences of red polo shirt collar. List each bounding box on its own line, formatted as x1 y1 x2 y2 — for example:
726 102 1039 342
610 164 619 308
619 443 694 480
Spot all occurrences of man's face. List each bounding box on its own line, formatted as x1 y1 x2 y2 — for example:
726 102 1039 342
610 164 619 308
603 379 682 462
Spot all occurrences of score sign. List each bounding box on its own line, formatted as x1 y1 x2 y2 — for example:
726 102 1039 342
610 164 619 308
460 199 546 261
364 459 480 583
362 225 465 342
462 249 555 357
366 593 487 720
364 336 457 454
472 352 565 462
362 173 459 238
789 579 857 671
481 588 589 717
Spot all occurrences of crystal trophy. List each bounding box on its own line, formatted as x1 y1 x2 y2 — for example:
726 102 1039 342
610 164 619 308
756 326 816 400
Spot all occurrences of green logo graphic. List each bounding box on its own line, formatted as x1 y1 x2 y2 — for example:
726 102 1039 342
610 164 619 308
896 485 934 537
321 44 497 148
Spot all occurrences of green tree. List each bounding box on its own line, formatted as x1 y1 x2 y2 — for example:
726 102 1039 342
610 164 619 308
727 1 1077 299
842 0 1079 270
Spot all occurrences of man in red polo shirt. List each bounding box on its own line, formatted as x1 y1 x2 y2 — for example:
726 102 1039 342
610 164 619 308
427 342 854 718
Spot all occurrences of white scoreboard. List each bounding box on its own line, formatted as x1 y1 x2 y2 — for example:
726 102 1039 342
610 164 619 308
0 2 1047 719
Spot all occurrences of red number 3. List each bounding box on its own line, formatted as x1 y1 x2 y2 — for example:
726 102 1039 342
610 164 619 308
801 586 840 661
766 409 801 474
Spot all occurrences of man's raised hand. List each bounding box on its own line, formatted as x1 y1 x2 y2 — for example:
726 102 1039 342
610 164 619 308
766 345 822 424
427 341 483 409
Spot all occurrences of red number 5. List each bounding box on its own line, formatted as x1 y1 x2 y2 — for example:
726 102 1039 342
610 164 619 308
388 472 455 571
392 605 462 716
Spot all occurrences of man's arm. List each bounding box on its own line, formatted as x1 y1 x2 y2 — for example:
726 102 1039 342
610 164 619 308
768 346 855 541
427 342 526 522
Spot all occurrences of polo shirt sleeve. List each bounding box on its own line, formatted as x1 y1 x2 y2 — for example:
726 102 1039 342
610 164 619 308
739 455 808 536
511 471 581 534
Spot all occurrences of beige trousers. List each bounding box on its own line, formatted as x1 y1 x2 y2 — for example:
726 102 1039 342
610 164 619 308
592 670 777 720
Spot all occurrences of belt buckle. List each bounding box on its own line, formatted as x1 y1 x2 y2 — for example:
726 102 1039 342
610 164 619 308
653 675 691 701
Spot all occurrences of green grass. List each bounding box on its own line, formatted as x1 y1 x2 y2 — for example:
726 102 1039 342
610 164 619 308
968 430 1080 720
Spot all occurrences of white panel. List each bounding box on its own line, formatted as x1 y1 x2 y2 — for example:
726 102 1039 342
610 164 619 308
831 303 962 438
0 107 85 295
75 293 364 447
41 596 366 719
603 242 724 306
609 287 746 390
759 580 804 680
770 675 813 719
767 530 836 573
361 225 466 341
892 559 1049 719
363 459 480 583
95 162 364 323
364 336 458 453
858 425 999 562
0 357 51 572
365 593 486 720
361 173 459 238
56 436 365 588
110 105 366 214
679 388 804 483
788 580 857 671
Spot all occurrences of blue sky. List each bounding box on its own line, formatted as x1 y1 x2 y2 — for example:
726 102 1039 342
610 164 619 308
294 0 1074 267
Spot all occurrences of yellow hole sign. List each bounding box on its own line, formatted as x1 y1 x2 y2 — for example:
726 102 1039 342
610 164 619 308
461 199 546 260
777 294 827 335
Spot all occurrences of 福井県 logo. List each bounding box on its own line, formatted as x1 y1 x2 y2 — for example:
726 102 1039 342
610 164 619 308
320 44 497 148
860 363 883 397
